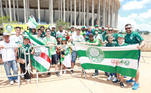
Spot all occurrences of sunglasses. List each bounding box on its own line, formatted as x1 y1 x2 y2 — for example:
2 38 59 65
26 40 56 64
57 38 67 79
125 27 131 30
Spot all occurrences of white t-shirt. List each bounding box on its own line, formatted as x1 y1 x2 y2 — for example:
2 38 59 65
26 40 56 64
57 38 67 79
56 30 66 37
71 34 85 50
0 41 17 62
10 35 23 46
71 34 85 42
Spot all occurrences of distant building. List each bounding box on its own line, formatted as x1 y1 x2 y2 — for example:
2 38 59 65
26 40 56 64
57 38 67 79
0 0 120 27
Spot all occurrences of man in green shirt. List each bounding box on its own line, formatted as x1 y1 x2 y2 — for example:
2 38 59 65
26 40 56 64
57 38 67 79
43 28 60 76
124 24 145 90
40 26 46 38
50 26 56 38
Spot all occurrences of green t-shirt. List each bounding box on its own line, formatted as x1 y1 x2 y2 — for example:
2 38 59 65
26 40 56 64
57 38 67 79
19 44 31 60
102 31 107 41
125 32 144 45
51 31 56 37
106 42 117 47
43 36 57 55
41 31 46 38
88 39 101 46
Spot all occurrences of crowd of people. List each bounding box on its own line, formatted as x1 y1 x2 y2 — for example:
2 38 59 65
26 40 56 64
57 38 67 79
0 24 145 90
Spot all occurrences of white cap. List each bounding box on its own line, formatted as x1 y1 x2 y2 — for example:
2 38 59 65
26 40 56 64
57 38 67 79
3 32 10 36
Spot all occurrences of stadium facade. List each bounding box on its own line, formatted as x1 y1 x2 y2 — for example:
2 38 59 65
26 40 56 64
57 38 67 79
0 0 120 27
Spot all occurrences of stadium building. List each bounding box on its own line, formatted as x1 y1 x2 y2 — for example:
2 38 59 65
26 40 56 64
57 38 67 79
0 0 120 27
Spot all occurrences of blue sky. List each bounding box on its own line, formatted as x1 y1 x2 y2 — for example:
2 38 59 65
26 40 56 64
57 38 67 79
118 0 151 31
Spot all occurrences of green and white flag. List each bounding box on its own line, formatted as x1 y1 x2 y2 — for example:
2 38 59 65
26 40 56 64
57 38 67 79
25 31 51 72
27 16 38 28
76 43 139 77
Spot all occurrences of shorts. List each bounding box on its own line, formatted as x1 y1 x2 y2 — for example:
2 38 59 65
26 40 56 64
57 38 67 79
51 54 58 65
71 51 77 63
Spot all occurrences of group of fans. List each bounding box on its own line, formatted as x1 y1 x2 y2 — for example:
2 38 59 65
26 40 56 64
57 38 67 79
0 24 145 90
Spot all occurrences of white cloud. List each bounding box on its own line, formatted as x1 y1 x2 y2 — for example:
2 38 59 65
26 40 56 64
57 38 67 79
122 0 150 10
139 9 151 19
118 11 151 32
119 0 125 2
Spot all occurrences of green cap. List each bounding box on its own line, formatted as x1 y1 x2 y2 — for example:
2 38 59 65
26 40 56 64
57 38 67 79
95 25 99 27
62 37 67 41
82 26 86 28
24 36 30 40
118 34 124 38
83 32 87 36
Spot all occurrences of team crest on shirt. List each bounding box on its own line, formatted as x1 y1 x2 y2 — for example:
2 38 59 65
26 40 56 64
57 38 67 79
86 47 104 63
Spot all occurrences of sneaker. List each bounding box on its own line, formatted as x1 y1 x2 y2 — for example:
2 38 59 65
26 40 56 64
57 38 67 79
112 79 120 83
107 75 112 81
70 70 74 74
120 82 125 88
92 73 98 76
15 79 19 83
112 77 117 82
56 72 60 77
132 82 139 90
47 72 51 76
10 81 14 85
126 79 134 83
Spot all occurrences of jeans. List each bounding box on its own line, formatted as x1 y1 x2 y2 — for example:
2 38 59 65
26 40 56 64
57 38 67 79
71 51 77 63
4 60 18 81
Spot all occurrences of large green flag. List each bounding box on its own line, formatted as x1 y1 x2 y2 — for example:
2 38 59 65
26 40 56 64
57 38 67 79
76 43 139 77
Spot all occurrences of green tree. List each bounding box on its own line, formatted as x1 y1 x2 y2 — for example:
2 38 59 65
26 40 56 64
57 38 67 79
56 20 71 31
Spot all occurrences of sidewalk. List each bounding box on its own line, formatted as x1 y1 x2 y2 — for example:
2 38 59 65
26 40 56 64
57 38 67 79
0 52 150 93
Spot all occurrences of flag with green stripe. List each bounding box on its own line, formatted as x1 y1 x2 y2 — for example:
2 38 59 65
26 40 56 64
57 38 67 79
27 16 38 28
25 31 51 72
76 43 139 77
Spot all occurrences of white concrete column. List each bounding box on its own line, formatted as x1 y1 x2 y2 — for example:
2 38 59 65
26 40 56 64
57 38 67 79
49 0 53 24
61 0 62 20
74 0 76 26
13 0 16 21
86 0 89 26
0 0 3 17
97 0 101 26
63 0 65 22
5 0 8 16
92 0 94 26
83 0 86 26
78 0 81 25
23 0 26 23
8 0 12 21
70 0 72 24
111 0 115 27
115 4 118 28
38 0 40 23
102 0 106 27
108 0 110 26
26 0 29 20
66 0 69 22
16 0 19 21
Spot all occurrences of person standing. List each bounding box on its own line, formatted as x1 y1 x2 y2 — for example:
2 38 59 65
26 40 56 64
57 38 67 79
0 33 18 85
124 24 145 90
43 28 60 76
